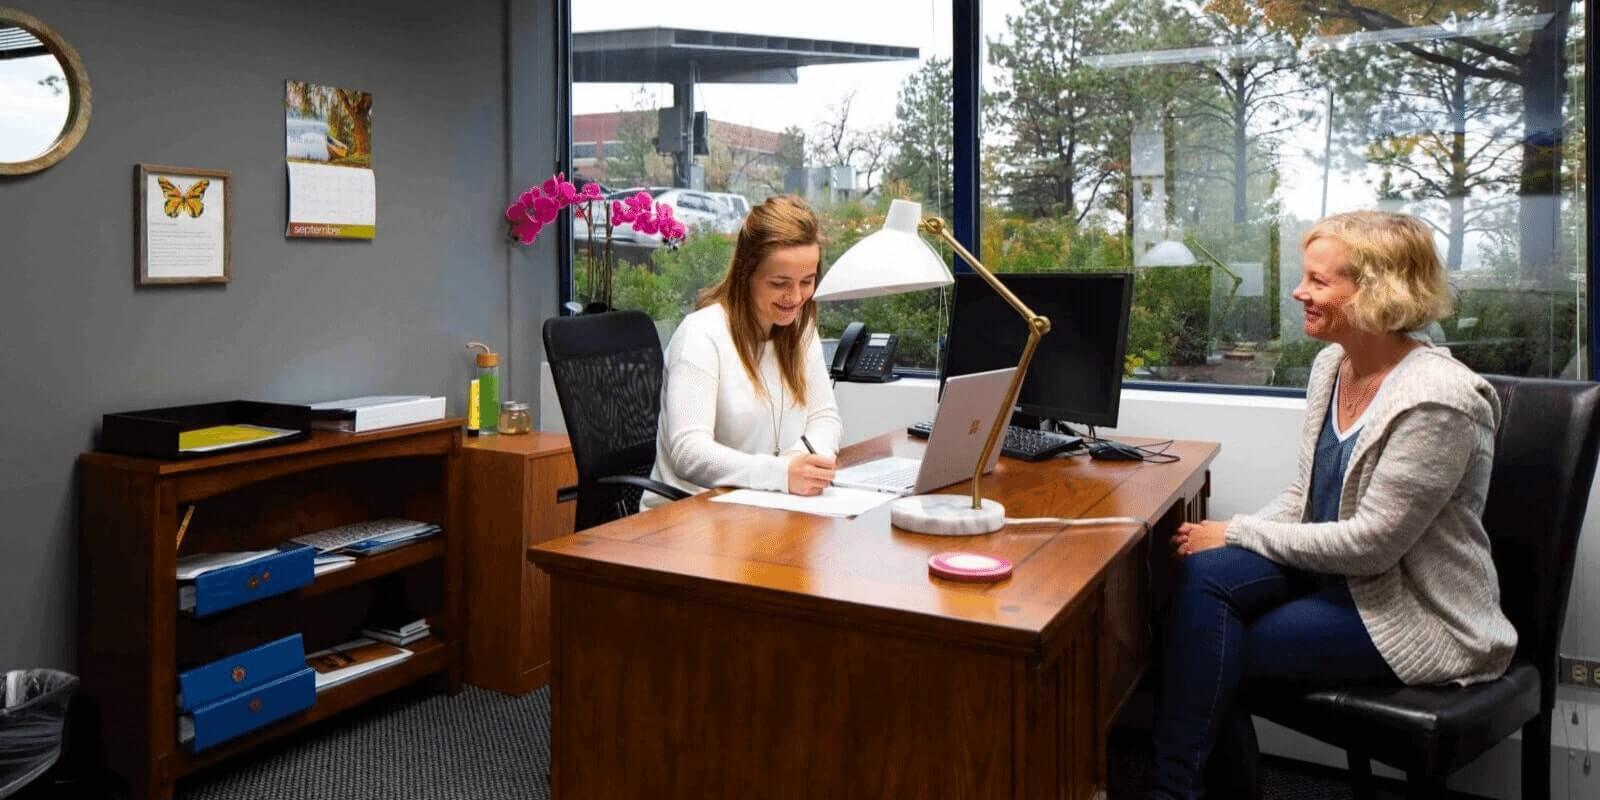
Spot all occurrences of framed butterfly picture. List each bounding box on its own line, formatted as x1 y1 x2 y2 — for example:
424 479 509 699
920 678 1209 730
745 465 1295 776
137 164 231 285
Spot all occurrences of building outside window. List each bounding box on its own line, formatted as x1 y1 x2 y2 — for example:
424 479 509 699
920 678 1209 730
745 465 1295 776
569 2 953 370
569 1 1589 390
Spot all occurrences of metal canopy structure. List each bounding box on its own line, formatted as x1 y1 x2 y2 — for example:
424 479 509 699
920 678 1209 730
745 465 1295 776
0 26 47 60
574 27 918 187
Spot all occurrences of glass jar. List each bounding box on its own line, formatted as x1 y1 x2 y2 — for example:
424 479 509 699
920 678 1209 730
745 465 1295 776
498 401 532 435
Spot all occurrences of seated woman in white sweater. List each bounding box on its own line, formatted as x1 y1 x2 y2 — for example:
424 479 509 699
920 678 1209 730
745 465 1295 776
645 195 842 506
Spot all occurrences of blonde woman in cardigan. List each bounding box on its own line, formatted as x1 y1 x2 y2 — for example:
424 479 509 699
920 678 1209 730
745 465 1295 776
1147 212 1516 800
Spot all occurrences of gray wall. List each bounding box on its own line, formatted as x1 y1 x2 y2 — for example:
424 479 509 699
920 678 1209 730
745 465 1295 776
0 0 560 669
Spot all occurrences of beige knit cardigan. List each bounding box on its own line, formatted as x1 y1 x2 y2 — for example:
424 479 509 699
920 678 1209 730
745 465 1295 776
1226 343 1517 686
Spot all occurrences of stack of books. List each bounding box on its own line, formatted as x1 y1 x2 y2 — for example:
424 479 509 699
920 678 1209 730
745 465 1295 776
307 396 445 433
360 617 430 647
289 518 440 558
305 638 413 692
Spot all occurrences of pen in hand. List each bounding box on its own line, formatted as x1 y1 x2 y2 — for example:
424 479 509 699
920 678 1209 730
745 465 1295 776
798 435 834 492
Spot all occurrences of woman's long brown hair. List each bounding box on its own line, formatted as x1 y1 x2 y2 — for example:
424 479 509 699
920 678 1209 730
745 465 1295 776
697 195 821 403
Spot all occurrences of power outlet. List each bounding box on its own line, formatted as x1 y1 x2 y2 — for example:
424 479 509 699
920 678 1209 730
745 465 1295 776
1560 655 1600 689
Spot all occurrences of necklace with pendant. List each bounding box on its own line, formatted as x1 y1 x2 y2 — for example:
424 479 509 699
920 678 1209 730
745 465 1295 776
1339 354 1402 415
763 366 784 456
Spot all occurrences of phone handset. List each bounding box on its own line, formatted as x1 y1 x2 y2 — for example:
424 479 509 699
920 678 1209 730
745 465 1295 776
831 322 867 380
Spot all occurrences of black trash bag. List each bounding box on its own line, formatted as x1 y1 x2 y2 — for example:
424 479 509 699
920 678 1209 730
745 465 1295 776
0 670 77 800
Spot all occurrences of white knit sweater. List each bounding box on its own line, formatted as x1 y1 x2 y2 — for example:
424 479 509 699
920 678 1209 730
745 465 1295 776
1226 343 1517 686
646 303 843 506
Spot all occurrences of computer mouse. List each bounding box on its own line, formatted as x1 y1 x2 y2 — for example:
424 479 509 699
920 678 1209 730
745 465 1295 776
1088 441 1143 461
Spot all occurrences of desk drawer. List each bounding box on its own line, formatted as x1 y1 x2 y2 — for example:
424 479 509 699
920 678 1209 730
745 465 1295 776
179 667 315 752
181 547 314 617
177 634 305 712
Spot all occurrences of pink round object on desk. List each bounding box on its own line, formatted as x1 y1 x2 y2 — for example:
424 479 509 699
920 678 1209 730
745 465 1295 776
928 551 1013 583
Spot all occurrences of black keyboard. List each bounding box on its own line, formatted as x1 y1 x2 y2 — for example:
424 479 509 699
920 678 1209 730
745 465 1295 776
906 421 1082 462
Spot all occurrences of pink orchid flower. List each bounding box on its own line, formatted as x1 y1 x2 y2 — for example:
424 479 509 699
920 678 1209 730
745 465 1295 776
612 200 635 224
512 216 543 245
532 196 559 224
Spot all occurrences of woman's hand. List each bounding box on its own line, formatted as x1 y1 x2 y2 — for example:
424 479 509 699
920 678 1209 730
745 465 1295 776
787 453 836 496
1172 519 1229 558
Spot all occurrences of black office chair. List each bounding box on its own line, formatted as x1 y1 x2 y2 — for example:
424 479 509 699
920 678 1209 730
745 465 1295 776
543 310 689 531
1250 375 1600 799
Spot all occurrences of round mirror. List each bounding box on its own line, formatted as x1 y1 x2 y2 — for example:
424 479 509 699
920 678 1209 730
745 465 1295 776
0 7 90 176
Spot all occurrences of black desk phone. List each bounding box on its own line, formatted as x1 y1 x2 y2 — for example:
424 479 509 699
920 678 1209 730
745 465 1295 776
830 322 898 382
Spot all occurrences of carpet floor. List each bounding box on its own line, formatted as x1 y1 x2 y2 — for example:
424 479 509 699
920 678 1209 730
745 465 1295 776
174 684 1410 800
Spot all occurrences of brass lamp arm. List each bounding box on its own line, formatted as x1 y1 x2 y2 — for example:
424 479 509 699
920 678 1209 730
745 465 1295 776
919 216 1052 511
1188 238 1243 288
920 218 1050 334
1188 237 1245 321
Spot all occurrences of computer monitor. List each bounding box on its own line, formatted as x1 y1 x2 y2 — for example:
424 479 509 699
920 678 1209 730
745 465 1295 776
942 272 1134 428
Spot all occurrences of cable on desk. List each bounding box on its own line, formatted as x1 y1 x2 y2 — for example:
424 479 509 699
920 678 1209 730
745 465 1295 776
1058 424 1183 464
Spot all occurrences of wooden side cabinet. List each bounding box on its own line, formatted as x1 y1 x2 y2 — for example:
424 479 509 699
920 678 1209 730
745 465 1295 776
461 432 576 694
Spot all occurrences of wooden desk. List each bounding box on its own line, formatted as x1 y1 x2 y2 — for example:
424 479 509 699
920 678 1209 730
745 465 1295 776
530 433 1217 799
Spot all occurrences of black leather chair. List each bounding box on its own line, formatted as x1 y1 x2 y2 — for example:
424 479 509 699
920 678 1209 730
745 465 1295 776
543 310 689 531
1251 375 1600 799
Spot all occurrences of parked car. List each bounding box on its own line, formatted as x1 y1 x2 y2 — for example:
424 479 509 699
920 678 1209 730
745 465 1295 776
705 192 751 233
575 187 728 245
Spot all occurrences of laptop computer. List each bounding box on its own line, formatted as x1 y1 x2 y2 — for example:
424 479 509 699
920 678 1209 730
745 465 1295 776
832 367 1017 496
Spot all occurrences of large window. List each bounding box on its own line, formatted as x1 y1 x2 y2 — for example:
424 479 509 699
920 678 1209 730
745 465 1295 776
569 2 953 369
981 0 1588 387
568 1 1590 390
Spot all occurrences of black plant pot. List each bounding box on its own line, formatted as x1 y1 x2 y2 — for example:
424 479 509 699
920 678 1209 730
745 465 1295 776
582 302 613 315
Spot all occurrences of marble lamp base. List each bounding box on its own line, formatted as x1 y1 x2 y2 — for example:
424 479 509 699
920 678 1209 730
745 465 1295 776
890 494 1006 535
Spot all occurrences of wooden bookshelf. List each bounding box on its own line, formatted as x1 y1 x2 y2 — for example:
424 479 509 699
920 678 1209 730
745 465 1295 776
78 420 464 800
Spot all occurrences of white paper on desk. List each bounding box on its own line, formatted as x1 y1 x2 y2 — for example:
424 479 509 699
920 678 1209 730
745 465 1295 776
710 487 894 518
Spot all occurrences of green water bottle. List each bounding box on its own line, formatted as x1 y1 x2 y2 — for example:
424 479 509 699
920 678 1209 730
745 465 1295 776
467 341 500 434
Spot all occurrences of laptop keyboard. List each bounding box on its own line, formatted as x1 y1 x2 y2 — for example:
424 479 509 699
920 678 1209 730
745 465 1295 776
906 421 1081 462
835 457 921 493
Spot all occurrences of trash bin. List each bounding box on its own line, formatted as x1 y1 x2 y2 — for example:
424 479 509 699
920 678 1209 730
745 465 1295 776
0 670 77 800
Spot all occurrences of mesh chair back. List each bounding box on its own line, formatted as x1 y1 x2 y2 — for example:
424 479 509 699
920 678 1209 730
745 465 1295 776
1479 375 1600 706
543 311 667 530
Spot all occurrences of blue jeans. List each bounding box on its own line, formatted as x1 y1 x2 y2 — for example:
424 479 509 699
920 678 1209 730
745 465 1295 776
1148 547 1399 799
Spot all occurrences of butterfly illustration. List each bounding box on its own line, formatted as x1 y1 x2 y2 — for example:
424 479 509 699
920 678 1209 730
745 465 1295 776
157 177 209 218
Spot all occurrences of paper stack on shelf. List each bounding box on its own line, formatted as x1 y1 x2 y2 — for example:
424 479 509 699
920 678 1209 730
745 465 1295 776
305 638 413 692
289 518 440 558
176 550 279 581
359 617 431 647
313 553 357 576
307 395 445 433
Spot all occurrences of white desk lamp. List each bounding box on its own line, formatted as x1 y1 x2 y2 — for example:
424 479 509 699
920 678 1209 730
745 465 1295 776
814 199 1051 535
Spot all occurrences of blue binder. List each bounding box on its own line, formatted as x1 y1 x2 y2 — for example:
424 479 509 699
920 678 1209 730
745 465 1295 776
182 546 315 617
182 667 315 752
177 634 305 713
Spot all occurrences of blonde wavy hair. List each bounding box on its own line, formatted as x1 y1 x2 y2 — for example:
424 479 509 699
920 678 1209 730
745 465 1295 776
1303 210 1453 334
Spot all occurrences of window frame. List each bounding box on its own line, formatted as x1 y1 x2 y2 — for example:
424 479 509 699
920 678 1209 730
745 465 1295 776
558 0 1597 395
